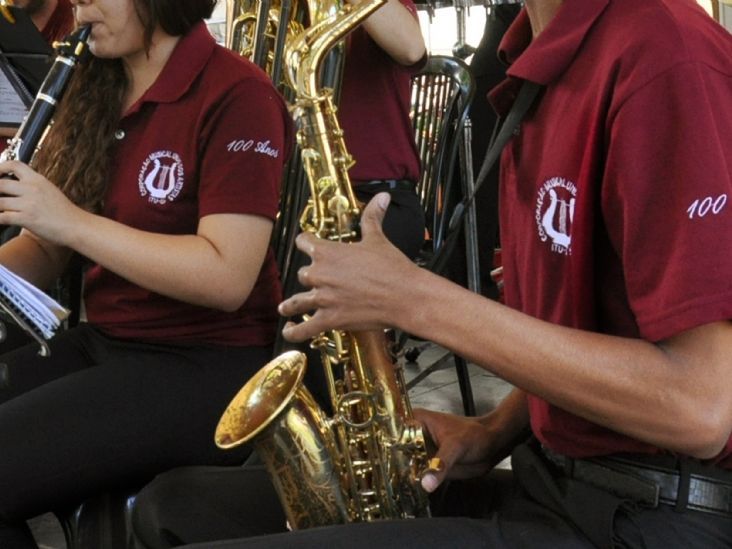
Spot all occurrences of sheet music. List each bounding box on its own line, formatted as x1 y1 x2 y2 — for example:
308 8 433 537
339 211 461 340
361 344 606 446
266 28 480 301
0 264 69 339
0 67 27 127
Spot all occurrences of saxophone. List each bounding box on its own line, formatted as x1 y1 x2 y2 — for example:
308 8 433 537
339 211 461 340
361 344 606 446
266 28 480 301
215 0 432 529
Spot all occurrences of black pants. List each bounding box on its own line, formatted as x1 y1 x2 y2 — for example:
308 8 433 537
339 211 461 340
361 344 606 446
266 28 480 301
132 440 732 549
0 323 271 548
353 184 425 261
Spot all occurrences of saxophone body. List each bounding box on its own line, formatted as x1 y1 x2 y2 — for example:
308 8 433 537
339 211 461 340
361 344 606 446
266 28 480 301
215 0 431 528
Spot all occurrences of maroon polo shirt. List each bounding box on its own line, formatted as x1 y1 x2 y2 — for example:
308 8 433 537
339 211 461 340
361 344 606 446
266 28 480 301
84 22 292 346
492 0 732 465
338 0 423 183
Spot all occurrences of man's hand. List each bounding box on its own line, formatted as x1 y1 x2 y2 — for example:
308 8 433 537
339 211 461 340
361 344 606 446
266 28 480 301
279 192 420 342
415 408 498 493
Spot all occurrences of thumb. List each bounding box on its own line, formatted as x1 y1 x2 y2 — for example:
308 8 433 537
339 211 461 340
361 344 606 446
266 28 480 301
421 466 445 494
359 192 390 240
420 437 464 493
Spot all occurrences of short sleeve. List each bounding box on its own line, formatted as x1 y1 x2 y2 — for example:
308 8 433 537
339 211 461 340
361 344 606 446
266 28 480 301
602 61 732 341
197 78 292 221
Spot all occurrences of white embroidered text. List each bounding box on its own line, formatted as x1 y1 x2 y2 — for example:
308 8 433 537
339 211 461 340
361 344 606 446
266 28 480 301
687 194 727 219
227 139 279 158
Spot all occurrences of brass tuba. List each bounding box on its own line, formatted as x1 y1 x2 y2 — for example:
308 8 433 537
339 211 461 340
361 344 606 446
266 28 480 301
215 0 432 529
225 0 342 88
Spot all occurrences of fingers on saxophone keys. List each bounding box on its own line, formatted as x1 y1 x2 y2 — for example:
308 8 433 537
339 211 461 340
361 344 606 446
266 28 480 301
294 232 319 257
297 265 311 287
426 457 445 474
282 318 319 343
278 290 315 318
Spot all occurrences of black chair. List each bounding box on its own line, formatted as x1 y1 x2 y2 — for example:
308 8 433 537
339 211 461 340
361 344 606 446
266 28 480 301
401 54 478 416
56 487 141 549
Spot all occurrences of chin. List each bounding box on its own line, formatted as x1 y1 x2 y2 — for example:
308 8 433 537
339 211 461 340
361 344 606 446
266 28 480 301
88 42 114 59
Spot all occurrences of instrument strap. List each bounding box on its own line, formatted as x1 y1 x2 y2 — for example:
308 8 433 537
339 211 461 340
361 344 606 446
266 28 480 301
427 79 543 275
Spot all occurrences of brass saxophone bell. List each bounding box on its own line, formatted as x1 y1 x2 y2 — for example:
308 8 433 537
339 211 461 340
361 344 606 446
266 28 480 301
0 2 15 24
215 350 307 448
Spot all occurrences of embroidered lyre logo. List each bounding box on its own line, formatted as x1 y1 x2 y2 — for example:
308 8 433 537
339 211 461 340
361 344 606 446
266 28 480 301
138 151 184 204
535 177 577 256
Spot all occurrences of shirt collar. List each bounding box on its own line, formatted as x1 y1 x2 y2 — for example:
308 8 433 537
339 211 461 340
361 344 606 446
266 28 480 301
127 21 215 114
499 0 610 85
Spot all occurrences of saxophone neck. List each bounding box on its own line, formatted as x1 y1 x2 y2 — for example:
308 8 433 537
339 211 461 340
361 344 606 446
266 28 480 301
285 0 386 97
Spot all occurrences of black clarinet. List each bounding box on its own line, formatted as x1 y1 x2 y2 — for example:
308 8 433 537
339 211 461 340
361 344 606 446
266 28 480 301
0 25 91 164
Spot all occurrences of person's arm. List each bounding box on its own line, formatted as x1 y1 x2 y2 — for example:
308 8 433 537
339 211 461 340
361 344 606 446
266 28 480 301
416 388 530 491
0 228 71 288
280 194 732 460
0 160 272 311
347 0 426 65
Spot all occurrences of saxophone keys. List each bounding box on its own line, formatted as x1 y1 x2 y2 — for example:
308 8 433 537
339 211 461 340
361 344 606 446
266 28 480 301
425 457 444 473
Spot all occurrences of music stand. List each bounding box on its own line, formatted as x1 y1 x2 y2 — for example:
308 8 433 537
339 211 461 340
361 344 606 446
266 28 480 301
0 6 52 127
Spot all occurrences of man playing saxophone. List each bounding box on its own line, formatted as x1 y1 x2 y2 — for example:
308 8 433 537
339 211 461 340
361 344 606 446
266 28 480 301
146 0 731 548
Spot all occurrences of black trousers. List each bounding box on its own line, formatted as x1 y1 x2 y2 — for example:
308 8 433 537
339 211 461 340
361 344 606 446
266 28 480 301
0 323 271 548
132 440 732 549
353 184 425 261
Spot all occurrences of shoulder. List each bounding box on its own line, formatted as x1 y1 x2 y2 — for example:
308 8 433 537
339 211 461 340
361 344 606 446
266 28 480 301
194 45 288 114
599 0 732 76
586 0 732 113
204 44 275 88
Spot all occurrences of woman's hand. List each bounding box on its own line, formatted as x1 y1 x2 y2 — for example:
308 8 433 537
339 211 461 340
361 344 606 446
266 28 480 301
415 408 499 493
0 160 83 247
279 192 421 342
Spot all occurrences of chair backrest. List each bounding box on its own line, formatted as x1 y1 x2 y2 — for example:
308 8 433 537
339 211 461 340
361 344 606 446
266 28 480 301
409 55 475 258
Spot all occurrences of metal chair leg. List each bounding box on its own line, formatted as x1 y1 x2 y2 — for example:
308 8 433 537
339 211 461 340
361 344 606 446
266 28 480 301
454 355 476 416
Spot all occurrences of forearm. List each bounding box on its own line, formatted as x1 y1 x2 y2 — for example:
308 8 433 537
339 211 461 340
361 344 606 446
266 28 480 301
470 388 531 466
0 232 70 289
394 266 729 457
65 211 267 311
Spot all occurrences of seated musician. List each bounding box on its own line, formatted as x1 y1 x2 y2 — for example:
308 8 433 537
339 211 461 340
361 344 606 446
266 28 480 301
144 0 732 548
0 0 292 547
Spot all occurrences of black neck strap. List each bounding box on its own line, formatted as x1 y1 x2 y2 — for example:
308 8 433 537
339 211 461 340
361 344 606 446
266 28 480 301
428 80 542 275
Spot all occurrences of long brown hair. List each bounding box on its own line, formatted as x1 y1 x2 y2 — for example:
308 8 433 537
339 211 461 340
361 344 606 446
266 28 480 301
33 0 217 213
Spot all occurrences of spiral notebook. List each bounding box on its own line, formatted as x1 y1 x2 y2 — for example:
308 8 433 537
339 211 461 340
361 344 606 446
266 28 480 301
0 264 69 355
